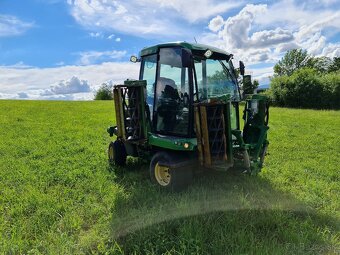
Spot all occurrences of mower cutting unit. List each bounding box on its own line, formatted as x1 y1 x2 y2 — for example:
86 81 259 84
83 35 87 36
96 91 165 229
107 42 270 191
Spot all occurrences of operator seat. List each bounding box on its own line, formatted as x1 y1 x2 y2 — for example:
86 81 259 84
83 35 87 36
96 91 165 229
156 77 180 132
156 77 177 96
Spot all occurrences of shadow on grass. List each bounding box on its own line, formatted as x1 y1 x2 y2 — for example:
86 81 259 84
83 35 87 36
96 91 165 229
107 160 339 254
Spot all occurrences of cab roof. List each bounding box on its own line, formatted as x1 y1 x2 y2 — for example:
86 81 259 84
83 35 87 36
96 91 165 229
140 41 231 57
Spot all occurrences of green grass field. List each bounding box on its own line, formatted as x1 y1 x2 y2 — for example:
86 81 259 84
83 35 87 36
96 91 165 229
0 100 339 254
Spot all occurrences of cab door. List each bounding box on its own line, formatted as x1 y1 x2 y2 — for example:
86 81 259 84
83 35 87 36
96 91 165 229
153 47 193 137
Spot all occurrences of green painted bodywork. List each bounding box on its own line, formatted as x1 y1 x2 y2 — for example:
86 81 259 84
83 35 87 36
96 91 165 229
140 41 231 57
148 133 197 151
234 94 270 174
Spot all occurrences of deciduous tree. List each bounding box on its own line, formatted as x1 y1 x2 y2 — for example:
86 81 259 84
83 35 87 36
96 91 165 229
94 83 113 100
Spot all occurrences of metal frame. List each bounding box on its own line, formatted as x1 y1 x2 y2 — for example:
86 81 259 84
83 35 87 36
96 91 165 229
113 81 147 142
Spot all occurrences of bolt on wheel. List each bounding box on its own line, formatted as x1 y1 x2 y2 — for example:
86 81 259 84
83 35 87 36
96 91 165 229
154 163 171 186
150 152 193 191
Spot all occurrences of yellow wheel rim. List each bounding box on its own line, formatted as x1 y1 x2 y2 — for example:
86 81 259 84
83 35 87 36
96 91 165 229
155 163 171 186
109 146 114 160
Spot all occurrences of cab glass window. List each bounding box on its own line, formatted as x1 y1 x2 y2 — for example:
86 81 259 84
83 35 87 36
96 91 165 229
154 48 191 136
140 54 157 120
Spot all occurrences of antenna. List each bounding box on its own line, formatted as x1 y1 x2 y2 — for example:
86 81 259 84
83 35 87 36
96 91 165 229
194 37 197 43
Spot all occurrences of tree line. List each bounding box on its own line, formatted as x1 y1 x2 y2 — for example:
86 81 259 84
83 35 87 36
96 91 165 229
268 49 340 109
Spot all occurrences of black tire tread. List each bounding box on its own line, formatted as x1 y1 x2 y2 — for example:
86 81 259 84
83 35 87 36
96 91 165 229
150 151 192 192
108 140 127 166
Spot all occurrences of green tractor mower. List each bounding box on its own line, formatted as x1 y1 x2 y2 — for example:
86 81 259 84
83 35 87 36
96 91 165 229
107 42 270 191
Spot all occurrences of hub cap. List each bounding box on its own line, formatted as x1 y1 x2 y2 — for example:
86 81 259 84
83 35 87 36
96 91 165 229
155 163 171 186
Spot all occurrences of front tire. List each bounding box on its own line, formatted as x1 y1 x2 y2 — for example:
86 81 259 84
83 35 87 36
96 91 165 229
150 152 192 191
108 140 127 166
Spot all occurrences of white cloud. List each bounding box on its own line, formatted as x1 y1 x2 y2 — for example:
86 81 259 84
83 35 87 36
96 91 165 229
294 11 340 56
255 0 340 33
293 0 340 10
107 34 115 39
202 4 287 64
295 12 340 41
67 0 241 37
0 15 34 37
68 0 179 36
0 62 139 100
89 32 102 38
202 1 340 83
303 33 327 56
1 61 33 69
78 50 126 65
219 4 268 48
208 15 224 32
115 37 121 42
321 42 340 58
0 92 18 99
274 42 300 54
249 28 293 48
40 94 76 100
249 66 274 85
41 76 91 95
154 0 242 23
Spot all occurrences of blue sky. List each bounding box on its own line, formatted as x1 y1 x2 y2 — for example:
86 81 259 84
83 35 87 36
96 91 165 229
0 0 339 100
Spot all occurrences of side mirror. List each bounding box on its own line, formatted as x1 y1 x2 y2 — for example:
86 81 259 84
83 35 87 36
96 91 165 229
181 48 192 67
239 61 245 76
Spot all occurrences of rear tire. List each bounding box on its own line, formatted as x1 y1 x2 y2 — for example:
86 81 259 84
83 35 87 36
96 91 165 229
108 140 127 166
150 152 192 191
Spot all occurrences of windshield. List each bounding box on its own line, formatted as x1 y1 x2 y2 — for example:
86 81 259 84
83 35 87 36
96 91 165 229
194 58 240 101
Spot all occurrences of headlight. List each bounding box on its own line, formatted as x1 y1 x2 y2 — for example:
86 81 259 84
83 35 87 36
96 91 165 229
204 50 213 58
130 55 138 63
